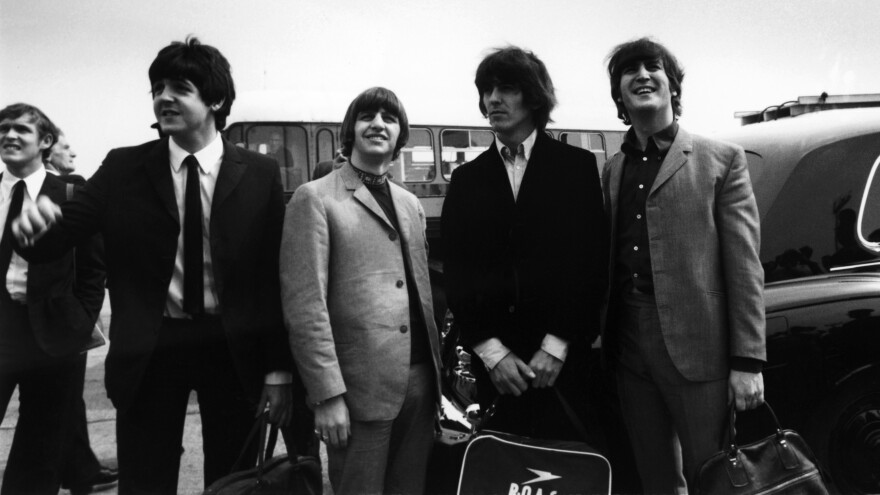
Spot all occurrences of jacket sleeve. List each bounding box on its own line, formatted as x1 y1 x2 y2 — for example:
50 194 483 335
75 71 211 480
258 166 294 376
280 184 346 403
441 168 498 346
717 146 766 362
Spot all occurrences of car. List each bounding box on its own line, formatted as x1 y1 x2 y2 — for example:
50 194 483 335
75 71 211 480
713 107 880 494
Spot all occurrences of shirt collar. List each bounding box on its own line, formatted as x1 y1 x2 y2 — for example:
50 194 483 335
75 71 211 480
2 165 47 202
621 121 679 157
169 134 224 175
495 128 538 162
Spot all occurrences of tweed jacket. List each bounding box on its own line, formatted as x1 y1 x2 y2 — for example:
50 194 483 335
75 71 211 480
602 126 766 381
281 163 442 421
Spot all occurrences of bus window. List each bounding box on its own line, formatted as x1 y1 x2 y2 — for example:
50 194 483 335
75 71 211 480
316 128 336 164
390 128 434 183
226 125 244 148
561 132 606 175
245 125 309 192
440 129 494 180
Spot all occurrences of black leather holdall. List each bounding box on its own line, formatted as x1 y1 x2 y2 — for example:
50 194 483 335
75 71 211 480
695 402 829 495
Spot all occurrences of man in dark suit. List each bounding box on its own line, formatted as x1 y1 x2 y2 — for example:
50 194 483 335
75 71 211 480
0 103 105 494
441 47 608 441
14 38 293 494
602 38 765 492
43 128 120 494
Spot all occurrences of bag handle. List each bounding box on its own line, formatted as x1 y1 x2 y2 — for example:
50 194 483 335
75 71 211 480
723 401 800 472
229 411 289 480
478 387 593 444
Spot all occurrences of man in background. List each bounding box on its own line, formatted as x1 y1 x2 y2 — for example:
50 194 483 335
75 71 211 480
0 103 105 494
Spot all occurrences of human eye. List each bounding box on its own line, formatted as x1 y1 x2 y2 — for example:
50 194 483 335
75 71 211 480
647 60 663 71
381 112 398 124
357 111 375 121
150 82 164 96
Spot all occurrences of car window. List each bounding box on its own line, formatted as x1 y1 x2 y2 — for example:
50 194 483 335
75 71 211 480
857 154 880 254
760 133 880 282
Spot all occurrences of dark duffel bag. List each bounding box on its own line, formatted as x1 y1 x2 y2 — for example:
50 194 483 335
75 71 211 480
456 388 611 495
695 401 829 495
203 412 322 495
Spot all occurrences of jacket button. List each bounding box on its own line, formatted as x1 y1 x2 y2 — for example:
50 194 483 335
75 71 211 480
389 232 398 241
400 325 408 333
396 280 404 288
508 305 515 313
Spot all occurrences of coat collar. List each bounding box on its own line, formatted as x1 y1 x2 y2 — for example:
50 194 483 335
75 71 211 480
143 137 247 224
650 126 692 196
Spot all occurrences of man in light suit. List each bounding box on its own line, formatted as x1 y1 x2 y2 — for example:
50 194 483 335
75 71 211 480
602 37 766 492
281 87 442 495
0 103 105 494
442 46 607 442
14 38 293 494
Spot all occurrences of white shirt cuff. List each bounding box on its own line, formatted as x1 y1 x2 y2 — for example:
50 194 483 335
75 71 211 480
541 334 569 363
264 371 293 385
473 338 512 370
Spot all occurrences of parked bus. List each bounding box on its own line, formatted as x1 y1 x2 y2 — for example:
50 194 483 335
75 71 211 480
223 113 625 250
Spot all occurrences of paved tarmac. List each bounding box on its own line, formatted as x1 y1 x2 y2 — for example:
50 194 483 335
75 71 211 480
0 301 332 494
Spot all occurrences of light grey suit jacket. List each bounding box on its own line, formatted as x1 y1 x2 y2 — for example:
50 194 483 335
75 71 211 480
602 127 766 381
280 163 442 421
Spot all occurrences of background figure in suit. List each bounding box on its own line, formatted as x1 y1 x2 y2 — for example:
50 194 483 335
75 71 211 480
282 87 442 495
42 128 119 494
441 47 608 442
0 104 105 495
602 37 766 492
13 38 294 494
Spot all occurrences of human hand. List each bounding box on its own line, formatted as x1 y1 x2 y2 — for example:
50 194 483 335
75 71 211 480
528 349 563 388
12 195 61 247
728 370 764 411
314 395 351 449
489 353 535 396
258 384 292 426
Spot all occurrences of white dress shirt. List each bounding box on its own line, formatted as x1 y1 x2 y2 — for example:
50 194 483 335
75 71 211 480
165 136 222 318
165 136 290 385
1 166 47 302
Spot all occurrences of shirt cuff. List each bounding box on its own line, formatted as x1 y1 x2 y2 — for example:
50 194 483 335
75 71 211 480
730 357 764 374
473 338 511 371
541 334 569 363
264 371 293 385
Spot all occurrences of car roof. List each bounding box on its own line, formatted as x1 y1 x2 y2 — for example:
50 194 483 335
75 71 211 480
765 272 880 311
717 107 880 165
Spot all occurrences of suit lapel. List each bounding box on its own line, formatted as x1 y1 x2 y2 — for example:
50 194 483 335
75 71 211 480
143 138 178 223
342 163 396 232
213 138 247 213
606 152 625 237
389 182 412 243
483 142 517 211
649 127 693 196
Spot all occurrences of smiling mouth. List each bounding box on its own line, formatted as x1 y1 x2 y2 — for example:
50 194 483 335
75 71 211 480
634 87 655 95
2 144 21 151
160 109 180 117
365 134 388 141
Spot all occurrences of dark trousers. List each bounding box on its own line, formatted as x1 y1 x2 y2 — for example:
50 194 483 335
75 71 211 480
60 352 103 486
115 317 255 495
615 292 727 494
0 297 80 495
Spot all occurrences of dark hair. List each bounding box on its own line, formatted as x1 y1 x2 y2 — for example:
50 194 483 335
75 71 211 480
475 46 556 130
607 37 684 125
340 87 410 160
148 36 235 130
0 103 58 160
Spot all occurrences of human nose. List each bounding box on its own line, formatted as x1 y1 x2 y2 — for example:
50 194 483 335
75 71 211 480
368 113 385 129
634 63 650 80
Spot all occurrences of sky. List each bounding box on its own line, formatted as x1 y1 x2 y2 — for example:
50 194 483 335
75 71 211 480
2 0 879 178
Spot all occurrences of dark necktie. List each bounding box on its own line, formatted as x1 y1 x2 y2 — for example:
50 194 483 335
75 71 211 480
182 155 205 316
0 180 26 297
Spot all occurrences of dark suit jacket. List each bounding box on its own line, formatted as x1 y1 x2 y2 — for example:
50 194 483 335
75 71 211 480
442 132 608 379
602 127 766 381
17 172 105 357
28 138 291 412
